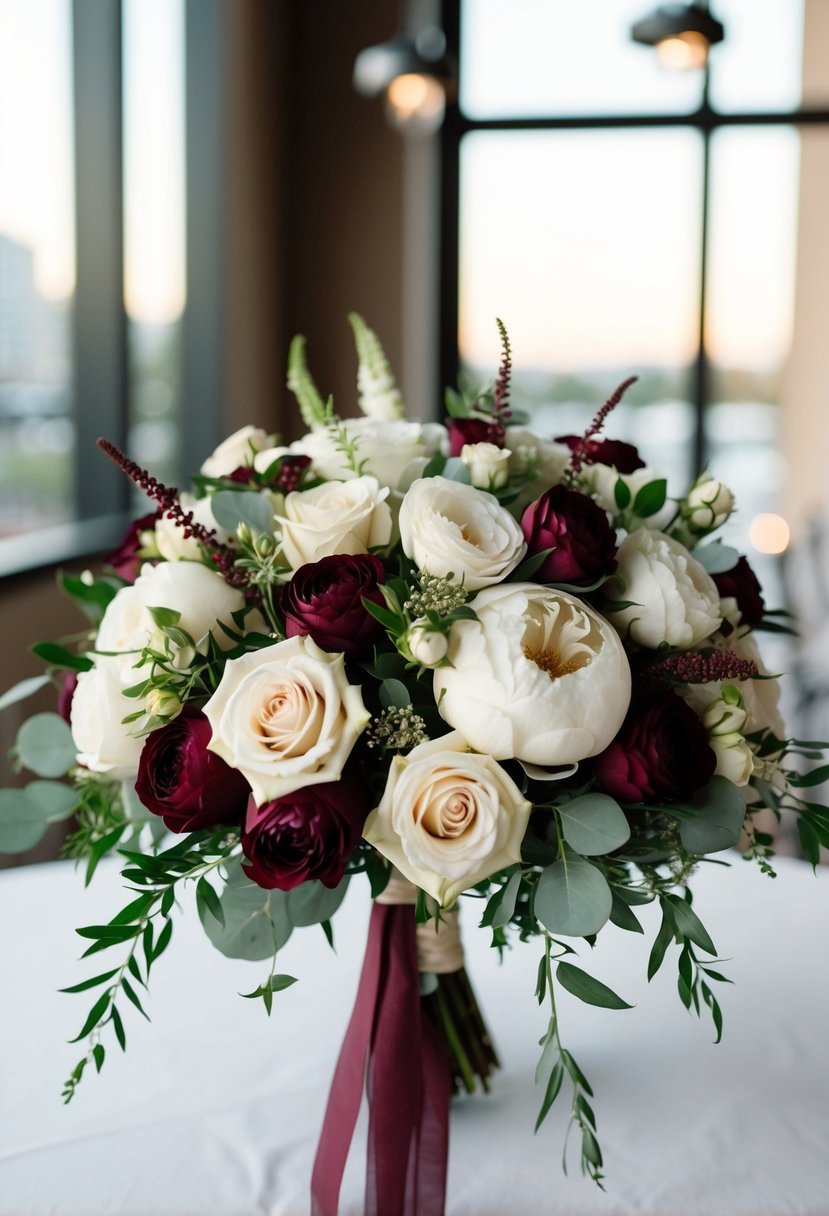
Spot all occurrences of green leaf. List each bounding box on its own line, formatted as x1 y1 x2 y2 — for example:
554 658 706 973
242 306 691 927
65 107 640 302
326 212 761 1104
492 870 522 929
663 894 716 955
534 1057 565 1132
535 856 613 937
282 876 349 928
379 678 410 710
632 478 667 517
613 477 631 510
442 457 470 483
69 991 111 1043
797 817 821 866
59 968 119 994
788 764 829 788
363 598 403 633
694 542 740 574
30 642 94 673
557 794 630 856
92 1044 106 1073
421 451 448 478
0 674 51 712
0 789 49 853
61 574 118 624
608 891 644 934
647 910 674 980
152 918 173 960
24 780 78 822
111 1005 126 1051
556 961 633 1010
15 712 77 778
121 977 151 1021
200 861 292 961
147 606 181 629
677 776 747 855
196 876 225 927
210 490 275 537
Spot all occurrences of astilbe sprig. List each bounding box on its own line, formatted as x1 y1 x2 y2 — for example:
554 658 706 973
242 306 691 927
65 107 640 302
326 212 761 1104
564 375 639 481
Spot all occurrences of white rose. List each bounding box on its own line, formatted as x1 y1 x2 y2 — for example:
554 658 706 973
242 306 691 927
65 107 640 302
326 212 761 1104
71 657 146 777
96 561 246 672
363 731 532 907
275 475 392 569
405 620 449 667
154 494 232 562
585 464 675 531
290 419 448 490
607 530 722 649
461 442 511 490
399 476 526 591
711 735 755 786
506 430 571 487
203 635 369 804
251 445 293 476
200 425 271 478
433 582 631 765
683 475 735 534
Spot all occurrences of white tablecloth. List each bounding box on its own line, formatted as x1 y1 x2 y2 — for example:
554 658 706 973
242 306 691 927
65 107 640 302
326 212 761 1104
1 853 828 1216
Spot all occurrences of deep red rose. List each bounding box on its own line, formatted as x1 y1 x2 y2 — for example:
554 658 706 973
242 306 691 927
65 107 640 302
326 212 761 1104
135 709 250 833
241 777 368 891
57 672 77 724
106 512 159 584
556 435 645 474
447 417 504 457
227 465 256 484
713 556 765 628
520 485 617 585
282 553 386 659
594 690 716 803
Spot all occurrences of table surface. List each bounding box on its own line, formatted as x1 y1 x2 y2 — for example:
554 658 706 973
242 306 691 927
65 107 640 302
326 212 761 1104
1 852 828 1216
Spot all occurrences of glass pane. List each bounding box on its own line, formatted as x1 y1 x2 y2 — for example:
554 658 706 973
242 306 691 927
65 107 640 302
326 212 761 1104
123 0 185 488
0 0 75 537
458 129 701 492
705 126 799 606
708 0 804 113
461 0 704 119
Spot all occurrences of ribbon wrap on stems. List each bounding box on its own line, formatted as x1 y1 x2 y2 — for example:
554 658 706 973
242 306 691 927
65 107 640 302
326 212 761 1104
310 880 454 1216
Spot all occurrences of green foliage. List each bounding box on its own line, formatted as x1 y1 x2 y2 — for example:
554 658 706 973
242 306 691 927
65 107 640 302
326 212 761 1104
14 713 77 778
0 674 52 712
535 855 613 938
631 479 668 518
210 490 276 537
556 961 633 1010
694 542 740 574
677 776 748 855
557 794 630 856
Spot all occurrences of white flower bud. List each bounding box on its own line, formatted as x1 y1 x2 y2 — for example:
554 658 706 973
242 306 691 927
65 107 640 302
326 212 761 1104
406 621 449 667
711 735 755 786
683 475 735 534
145 688 182 720
702 686 749 737
460 442 511 490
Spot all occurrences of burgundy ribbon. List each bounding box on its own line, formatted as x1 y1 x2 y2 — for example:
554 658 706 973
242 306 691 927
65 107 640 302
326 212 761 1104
311 902 452 1216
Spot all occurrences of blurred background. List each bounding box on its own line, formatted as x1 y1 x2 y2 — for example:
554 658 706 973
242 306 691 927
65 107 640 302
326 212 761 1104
2 0 829 862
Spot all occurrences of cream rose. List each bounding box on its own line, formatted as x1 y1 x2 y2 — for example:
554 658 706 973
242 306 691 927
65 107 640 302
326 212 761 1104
202 635 369 804
399 476 526 590
606 529 722 649
275 475 393 569
363 731 532 907
461 442 511 490
682 474 736 535
200 425 271 478
154 494 232 562
289 419 448 490
433 583 631 766
71 657 147 777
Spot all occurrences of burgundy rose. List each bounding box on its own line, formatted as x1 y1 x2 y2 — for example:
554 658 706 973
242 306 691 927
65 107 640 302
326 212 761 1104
135 709 250 833
520 485 617 585
713 556 765 628
556 435 645 474
594 690 716 803
106 512 159 584
282 553 386 659
241 777 368 891
447 417 504 457
57 672 77 724
227 465 256 485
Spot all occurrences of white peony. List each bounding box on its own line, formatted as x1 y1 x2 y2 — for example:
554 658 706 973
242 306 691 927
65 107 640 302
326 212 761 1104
200 425 271 478
202 635 369 805
71 657 147 777
275 475 393 569
460 442 511 490
363 731 532 907
154 494 232 562
398 476 526 591
289 419 448 490
433 582 631 766
606 529 722 649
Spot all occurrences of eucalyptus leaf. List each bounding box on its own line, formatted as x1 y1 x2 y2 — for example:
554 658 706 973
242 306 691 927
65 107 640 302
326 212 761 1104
694 542 740 575
441 457 471 484
210 490 275 537
24 780 79 822
558 794 630 856
677 776 746 855
535 856 613 937
283 875 349 928
0 789 49 853
491 870 522 929
380 678 410 709
15 712 77 778
200 863 292 960
0 674 51 712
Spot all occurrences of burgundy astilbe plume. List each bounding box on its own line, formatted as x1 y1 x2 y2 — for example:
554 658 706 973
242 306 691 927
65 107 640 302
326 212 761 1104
643 649 760 687
489 316 513 443
566 376 638 479
96 437 249 589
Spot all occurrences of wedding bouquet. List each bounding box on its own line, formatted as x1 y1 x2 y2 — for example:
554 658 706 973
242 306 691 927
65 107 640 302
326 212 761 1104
3 315 827 1208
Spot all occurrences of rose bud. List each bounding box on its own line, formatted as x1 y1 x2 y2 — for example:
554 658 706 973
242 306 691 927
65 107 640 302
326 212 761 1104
556 435 645 474
520 485 617 585
105 512 158 584
447 417 500 457
135 709 250 833
460 442 511 490
281 553 386 660
713 556 765 628
404 619 449 667
241 777 368 891
594 689 716 803
682 474 735 535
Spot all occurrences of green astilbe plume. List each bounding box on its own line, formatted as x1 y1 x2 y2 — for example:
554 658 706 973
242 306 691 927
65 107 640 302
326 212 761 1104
287 334 334 429
348 312 404 420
